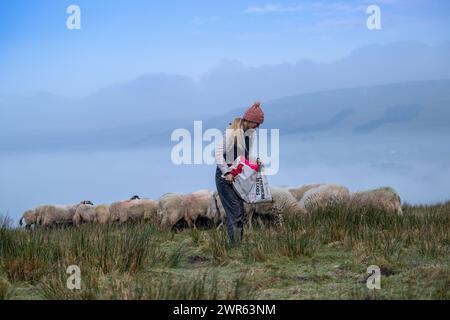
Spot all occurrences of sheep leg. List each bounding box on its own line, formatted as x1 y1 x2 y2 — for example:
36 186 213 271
186 215 193 228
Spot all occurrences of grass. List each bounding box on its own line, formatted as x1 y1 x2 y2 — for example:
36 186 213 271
0 201 449 300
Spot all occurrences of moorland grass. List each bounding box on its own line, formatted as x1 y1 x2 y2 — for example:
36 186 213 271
1 201 449 299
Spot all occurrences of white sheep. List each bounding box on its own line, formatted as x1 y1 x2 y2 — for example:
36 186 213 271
181 190 214 228
73 203 96 226
208 187 302 228
253 186 306 226
109 197 142 223
298 184 350 213
93 204 111 224
73 203 112 226
207 191 254 228
19 209 39 229
37 205 75 228
349 187 402 215
206 192 226 226
157 193 187 229
285 183 323 201
37 201 93 228
125 199 159 223
157 191 218 229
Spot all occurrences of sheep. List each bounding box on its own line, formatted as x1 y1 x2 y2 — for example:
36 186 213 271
349 187 403 215
73 203 112 226
19 209 39 229
206 191 253 228
109 196 143 223
253 186 306 226
298 184 350 213
157 193 187 229
32 206 47 228
73 203 95 226
22 205 58 229
36 201 93 228
206 192 226 226
181 190 214 228
75 202 107 224
157 190 224 228
142 200 158 221
94 204 111 224
286 184 323 201
126 199 159 223
208 187 301 229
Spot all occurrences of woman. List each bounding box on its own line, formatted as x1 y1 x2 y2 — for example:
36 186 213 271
214 101 265 247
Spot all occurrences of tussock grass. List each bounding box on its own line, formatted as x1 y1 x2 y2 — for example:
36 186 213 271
1 201 449 299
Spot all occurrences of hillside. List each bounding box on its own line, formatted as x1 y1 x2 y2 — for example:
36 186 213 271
1 202 449 300
1 79 449 154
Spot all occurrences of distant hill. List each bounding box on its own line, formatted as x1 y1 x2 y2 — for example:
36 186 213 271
1 41 450 133
1 79 449 154
139 79 450 145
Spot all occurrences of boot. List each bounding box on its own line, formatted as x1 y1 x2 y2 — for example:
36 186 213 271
233 227 243 246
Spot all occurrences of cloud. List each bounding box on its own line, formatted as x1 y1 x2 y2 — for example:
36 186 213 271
243 4 304 14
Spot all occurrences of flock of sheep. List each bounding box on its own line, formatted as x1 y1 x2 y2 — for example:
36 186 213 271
19 184 403 230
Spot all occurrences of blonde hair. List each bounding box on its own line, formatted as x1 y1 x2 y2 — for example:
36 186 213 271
226 118 250 152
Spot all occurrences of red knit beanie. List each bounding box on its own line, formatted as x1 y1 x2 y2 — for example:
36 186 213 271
243 101 264 124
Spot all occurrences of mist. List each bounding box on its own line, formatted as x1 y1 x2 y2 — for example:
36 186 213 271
1 42 450 222
2 127 450 221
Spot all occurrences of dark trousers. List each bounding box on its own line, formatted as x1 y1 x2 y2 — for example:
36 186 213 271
215 166 244 246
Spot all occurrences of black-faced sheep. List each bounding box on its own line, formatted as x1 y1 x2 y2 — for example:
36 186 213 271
19 209 39 229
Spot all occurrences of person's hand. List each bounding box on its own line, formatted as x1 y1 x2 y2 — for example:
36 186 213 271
225 174 235 183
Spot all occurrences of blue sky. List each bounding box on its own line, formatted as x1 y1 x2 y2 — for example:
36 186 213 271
1 0 449 97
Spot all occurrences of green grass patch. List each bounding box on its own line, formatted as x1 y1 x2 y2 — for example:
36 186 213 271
1 202 449 299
